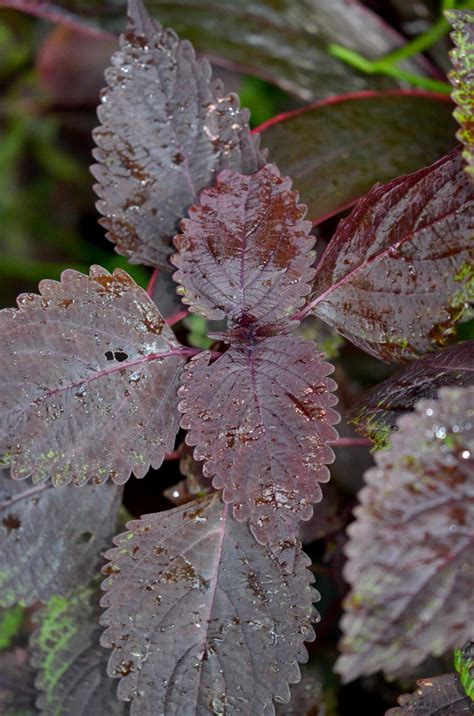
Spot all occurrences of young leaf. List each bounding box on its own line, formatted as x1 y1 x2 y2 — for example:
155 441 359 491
0 471 121 607
0 266 186 485
101 493 316 715
447 10 474 178
337 387 474 682
172 164 316 332
306 148 474 362
258 91 457 224
0 606 24 652
178 336 339 544
351 341 474 449
386 673 473 716
92 0 264 269
31 583 127 715
455 642 474 701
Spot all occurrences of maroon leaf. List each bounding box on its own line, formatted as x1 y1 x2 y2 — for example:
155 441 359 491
178 336 339 544
257 91 457 224
0 0 428 101
0 266 186 485
305 148 474 362
101 493 316 715
351 341 474 449
299 484 343 544
92 0 264 269
386 673 473 715
275 664 323 715
337 387 474 682
0 471 122 607
172 164 316 333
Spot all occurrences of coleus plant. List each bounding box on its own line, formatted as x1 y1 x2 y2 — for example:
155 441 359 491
0 1 473 714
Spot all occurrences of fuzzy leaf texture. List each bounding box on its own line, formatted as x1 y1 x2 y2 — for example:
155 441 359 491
92 0 264 269
31 583 128 715
455 642 474 701
100 493 316 715
172 164 315 333
178 337 339 544
306 147 474 362
386 673 474 715
0 472 121 607
337 387 474 682
351 341 474 450
447 10 474 177
0 266 185 485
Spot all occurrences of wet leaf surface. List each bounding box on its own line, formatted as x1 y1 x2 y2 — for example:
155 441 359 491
0 471 122 607
386 673 474 715
351 341 474 449
101 493 316 715
337 387 474 682
307 148 474 362
178 336 339 543
172 164 315 333
447 10 474 177
92 0 264 269
0 266 185 485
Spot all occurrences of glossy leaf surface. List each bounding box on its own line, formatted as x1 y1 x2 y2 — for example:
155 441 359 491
307 148 474 362
337 387 474 682
351 341 474 449
0 266 185 485
0 472 121 607
101 494 316 715
92 0 264 269
0 0 424 101
447 10 474 177
258 91 457 224
31 583 127 715
386 673 474 715
178 337 339 543
172 165 315 332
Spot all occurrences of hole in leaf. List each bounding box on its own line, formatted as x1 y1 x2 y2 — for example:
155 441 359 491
105 350 129 362
3 514 21 532
76 531 94 545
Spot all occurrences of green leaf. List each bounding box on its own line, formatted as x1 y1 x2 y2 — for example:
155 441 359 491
447 9 474 176
454 642 474 701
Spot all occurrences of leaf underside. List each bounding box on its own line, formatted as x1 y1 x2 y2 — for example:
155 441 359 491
337 387 474 682
0 266 185 486
172 164 315 333
31 583 127 715
309 147 474 362
101 494 316 715
0 0 426 101
447 10 474 177
92 0 264 269
0 471 122 607
260 92 457 224
351 341 474 449
385 673 474 715
178 336 339 544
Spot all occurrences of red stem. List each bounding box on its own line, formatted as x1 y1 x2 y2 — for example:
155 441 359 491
329 437 372 447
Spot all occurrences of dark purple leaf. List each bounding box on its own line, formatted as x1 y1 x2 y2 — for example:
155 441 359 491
91 0 264 269
275 664 323 715
31 583 128 715
0 649 37 716
299 484 343 544
0 266 186 485
258 91 457 224
172 164 316 333
447 10 474 178
351 341 474 449
178 336 339 544
385 673 474 715
306 148 474 362
146 269 183 322
0 0 429 101
163 444 213 506
337 387 474 682
0 471 121 607
101 493 316 715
